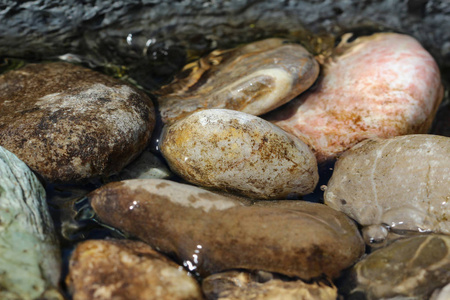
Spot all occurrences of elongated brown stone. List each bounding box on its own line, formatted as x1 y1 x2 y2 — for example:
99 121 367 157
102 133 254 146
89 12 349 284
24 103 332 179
89 179 364 280
156 38 319 124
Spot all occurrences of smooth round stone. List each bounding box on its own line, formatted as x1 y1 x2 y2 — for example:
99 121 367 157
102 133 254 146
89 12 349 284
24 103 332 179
160 109 318 199
267 33 444 163
89 179 364 280
156 38 319 124
342 235 450 299
324 134 450 234
67 239 203 300
0 146 62 300
0 62 155 182
202 270 337 300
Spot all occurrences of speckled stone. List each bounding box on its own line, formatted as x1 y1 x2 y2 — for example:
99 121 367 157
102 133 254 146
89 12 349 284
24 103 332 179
0 146 62 300
324 134 450 236
267 33 443 163
160 109 318 199
0 62 155 182
67 239 203 300
156 38 319 124
89 179 364 280
202 270 337 300
342 235 450 299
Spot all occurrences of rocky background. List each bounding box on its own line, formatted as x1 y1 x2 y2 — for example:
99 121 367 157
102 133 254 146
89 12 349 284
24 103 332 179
1 0 449 88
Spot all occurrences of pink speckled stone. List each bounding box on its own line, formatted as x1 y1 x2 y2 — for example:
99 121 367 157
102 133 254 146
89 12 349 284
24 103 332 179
267 33 443 163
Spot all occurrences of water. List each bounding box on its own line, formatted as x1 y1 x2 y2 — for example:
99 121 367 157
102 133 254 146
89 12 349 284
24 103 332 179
1 25 449 298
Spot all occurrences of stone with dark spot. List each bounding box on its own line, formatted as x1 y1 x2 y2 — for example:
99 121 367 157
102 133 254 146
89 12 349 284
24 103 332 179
0 62 155 182
89 178 364 280
341 235 450 299
66 239 203 300
155 38 319 124
160 109 318 199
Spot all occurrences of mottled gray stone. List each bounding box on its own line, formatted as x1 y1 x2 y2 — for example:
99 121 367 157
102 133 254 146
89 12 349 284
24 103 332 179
0 62 155 183
0 146 62 300
342 234 450 299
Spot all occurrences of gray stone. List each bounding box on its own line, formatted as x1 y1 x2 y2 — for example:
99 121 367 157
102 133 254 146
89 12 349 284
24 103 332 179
324 134 450 235
0 146 62 300
342 235 450 299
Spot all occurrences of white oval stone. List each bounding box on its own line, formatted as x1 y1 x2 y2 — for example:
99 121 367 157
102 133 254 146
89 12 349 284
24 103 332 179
160 109 318 199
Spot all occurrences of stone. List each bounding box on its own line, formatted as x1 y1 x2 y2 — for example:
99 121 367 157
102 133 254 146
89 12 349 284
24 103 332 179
89 178 364 280
267 33 443 163
202 270 337 300
0 146 62 300
324 134 450 235
0 62 155 183
431 283 450 300
160 109 318 199
156 38 319 124
341 234 450 299
107 149 172 182
66 239 203 300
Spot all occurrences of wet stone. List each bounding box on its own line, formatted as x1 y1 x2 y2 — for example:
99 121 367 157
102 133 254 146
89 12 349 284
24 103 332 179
66 239 203 300
156 38 319 125
88 179 364 280
0 146 62 300
202 270 337 300
324 134 450 235
160 109 318 199
341 234 450 299
267 33 443 163
0 62 155 182
106 149 172 182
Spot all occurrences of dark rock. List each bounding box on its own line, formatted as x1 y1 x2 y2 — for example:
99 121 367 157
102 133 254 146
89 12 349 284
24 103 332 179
0 1 448 89
0 62 155 182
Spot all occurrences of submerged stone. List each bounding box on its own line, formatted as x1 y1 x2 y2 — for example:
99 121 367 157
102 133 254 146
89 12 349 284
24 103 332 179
160 109 318 199
67 239 203 300
89 179 364 280
0 146 62 300
342 235 450 299
0 62 155 182
267 33 443 163
202 270 337 300
324 135 450 235
156 38 319 124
